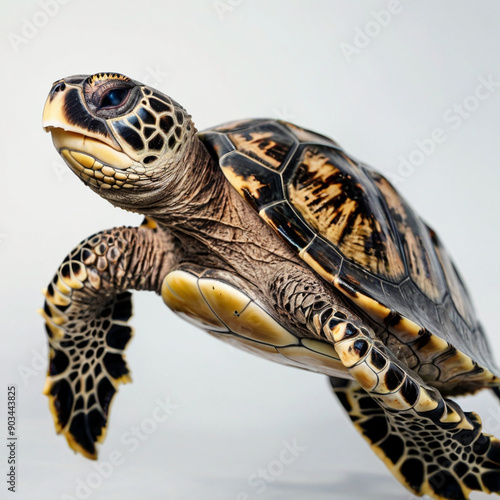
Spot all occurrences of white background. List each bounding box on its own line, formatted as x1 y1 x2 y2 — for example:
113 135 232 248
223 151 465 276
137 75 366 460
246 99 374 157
1 1 500 499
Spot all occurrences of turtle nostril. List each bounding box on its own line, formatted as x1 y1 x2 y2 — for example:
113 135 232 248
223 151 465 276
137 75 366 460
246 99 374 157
51 81 66 96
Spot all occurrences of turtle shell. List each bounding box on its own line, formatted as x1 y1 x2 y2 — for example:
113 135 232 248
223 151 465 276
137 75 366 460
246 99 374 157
198 119 499 380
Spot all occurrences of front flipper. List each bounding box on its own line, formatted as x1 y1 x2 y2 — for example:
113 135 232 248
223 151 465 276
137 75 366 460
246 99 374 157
329 323 500 500
40 222 177 459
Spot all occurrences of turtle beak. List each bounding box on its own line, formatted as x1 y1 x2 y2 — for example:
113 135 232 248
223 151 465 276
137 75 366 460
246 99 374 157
43 77 134 172
42 80 71 133
42 77 121 151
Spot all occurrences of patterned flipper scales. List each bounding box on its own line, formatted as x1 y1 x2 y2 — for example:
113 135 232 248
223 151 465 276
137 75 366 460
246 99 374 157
40 222 173 458
329 321 500 500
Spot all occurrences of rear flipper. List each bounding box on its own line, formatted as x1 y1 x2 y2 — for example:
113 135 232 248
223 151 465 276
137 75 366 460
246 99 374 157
325 318 500 499
40 222 177 459
330 376 500 499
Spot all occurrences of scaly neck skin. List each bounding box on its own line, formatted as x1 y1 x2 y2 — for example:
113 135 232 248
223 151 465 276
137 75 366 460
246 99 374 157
146 136 227 228
141 136 299 278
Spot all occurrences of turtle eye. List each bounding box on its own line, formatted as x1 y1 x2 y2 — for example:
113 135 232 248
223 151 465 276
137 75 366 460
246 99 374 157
99 88 130 110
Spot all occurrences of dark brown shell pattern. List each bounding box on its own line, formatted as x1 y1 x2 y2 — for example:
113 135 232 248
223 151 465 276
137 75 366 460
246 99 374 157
198 119 498 375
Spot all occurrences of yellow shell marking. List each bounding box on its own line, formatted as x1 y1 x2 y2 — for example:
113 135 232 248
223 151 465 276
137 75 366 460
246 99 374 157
328 278 499 387
288 148 405 280
300 247 335 282
373 174 443 302
221 165 266 200
229 131 283 169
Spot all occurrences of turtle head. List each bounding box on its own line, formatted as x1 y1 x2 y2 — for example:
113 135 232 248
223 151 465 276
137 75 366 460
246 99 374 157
43 72 196 210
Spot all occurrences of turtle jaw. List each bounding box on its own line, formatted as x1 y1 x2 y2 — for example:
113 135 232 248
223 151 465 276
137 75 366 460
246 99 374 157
42 78 123 152
45 126 144 191
42 76 147 192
